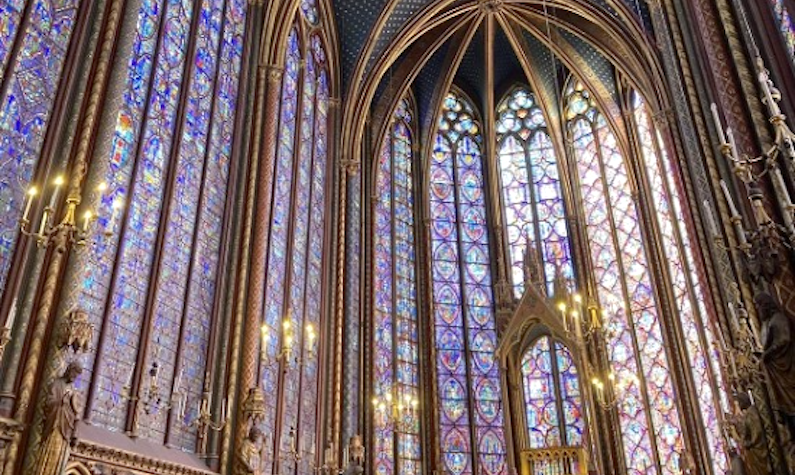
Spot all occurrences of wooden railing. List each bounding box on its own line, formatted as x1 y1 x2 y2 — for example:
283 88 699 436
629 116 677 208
520 447 588 475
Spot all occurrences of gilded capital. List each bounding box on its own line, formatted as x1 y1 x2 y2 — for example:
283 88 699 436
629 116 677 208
266 65 284 83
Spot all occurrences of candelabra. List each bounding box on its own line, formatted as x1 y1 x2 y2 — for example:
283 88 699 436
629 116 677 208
550 272 643 412
190 391 230 456
0 176 124 361
260 315 318 370
371 387 420 433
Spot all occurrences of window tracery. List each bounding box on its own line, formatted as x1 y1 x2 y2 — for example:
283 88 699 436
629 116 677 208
496 86 573 299
78 0 247 450
373 97 421 475
431 90 507 475
521 336 583 460
566 80 683 474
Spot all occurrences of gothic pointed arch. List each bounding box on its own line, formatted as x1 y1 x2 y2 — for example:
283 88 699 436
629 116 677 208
429 88 508 475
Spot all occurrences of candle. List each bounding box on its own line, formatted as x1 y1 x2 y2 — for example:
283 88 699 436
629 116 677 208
38 209 50 236
22 187 38 222
48 175 64 210
703 200 719 237
720 180 740 218
710 103 727 144
4 303 16 331
82 210 93 233
717 321 729 351
749 391 756 406
727 128 740 160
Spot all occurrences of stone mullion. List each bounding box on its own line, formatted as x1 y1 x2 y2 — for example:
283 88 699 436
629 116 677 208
620 92 709 475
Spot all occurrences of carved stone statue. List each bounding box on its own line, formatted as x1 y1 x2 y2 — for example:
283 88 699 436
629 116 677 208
237 426 265 475
342 435 365 475
756 292 795 436
731 392 769 475
349 434 364 466
31 362 82 475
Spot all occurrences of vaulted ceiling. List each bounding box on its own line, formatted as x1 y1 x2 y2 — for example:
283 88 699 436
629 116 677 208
333 0 665 166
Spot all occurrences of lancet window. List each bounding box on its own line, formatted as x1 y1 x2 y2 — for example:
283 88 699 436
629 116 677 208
77 0 247 450
430 90 507 475
565 80 684 474
770 0 795 63
632 92 728 473
259 27 329 475
0 0 82 306
372 97 422 475
521 336 583 450
496 86 573 299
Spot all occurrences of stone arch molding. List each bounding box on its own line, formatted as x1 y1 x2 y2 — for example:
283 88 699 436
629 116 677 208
340 0 674 174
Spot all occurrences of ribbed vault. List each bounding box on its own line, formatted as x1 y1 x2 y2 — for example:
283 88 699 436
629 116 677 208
336 0 670 170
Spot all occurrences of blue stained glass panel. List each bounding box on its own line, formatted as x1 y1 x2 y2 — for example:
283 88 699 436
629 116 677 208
0 0 80 310
259 28 300 448
432 91 506 475
92 0 195 431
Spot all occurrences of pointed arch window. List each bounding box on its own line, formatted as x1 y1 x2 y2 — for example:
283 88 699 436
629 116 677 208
259 29 330 475
430 91 507 475
522 336 583 453
0 0 82 305
372 97 422 475
565 80 683 475
632 92 729 473
496 86 573 299
78 0 247 450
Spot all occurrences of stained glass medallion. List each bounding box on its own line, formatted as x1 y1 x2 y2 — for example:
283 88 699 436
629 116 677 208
431 91 507 475
374 97 421 475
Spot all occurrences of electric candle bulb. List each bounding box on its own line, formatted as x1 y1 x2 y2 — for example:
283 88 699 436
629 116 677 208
23 186 38 222
49 175 64 210
82 210 93 232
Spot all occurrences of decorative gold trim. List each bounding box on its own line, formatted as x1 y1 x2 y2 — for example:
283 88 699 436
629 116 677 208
69 439 216 475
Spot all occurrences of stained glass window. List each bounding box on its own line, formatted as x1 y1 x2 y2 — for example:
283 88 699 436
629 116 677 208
565 80 683 475
771 0 795 64
496 86 572 299
301 0 319 24
260 29 329 475
0 0 82 307
78 0 247 451
632 93 729 473
431 91 507 475
522 336 583 470
373 98 421 475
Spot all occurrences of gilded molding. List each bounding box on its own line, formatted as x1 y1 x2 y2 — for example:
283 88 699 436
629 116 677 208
68 440 216 475
265 65 284 83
